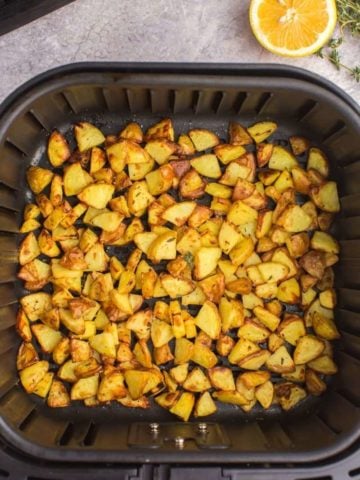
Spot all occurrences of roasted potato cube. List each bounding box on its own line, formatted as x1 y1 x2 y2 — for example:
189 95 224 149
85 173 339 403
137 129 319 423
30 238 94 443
194 391 217 417
311 231 339 254
126 309 152 340
228 338 260 364
255 380 274 409
208 367 235 391
319 289 336 309
74 122 105 152
289 136 309 156
299 250 326 280
253 306 280 332
78 183 115 209
155 392 180 410
213 390 247 406
294 335 325 364
162 201 196 227
47 379 70 407
268 146 298 171
305 369 326 396
238 349 271 370
195 301 221 340
266 345 295 373
275 382 307 411
191 343 217 368
145 140 177 165
148 231 177 263
193 246 222 280
71 374 99 400
308 355 338 375
20 292 52 321
190 154 221 178
32 324 62 353
240 371 270 389
189 129 219 151
228 122 252 145
19 360 49 393
310 181 340 213
170 363 189 384
151 318 174 348
17 342 39 371
145 118 174 142
169 391 195 421
145 164 175 195
248 121 277 143
26 166 54 194
312 313 340 340
97 372 127 402
183 367 211 392
179 169 206 199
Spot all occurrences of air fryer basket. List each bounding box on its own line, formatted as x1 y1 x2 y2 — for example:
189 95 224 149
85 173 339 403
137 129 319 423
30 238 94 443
0 63 358 466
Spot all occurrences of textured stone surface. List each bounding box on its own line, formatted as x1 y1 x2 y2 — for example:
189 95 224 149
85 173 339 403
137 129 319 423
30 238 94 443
0 0 359 104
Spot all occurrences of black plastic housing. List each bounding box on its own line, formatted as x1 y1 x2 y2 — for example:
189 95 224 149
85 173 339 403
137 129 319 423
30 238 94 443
0 63 358 471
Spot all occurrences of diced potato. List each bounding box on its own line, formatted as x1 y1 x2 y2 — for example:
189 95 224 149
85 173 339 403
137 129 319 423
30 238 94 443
145 118 174 142
307 148 329 178
311 231 339 254
189 129 219 151
238 349 271 370
289 136 309 156
19 360 49 393
183 367 211 392
145 140 177 165
190 154 221 179
294 335 325 364
227 200 258 225
71 375 99 400
75 122 105 152
193 247 222 280
310 182 340 213
26 166 54 194
162 201 196 227
169 392 195 421
17 342 39 371
268 146 298 171
194 391 217 417
308 355 338 375
319 289 336 309
305 369 327 396
255 380 274 409
155 392 180 409
275 383 306 410
248 121 277 143
170 363 189 384
278 316 305 346
266 346 295 373
277 278 300 304
312 313 340 340
208 367 235 391
191 343 218 368
195 301 221 340
47 379 70 407
257 262 288 283
32 324 62 353
228 122 252 145
78 183 115 209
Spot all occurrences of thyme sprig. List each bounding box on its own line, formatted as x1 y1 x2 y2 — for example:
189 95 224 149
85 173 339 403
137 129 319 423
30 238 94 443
315 1 360 82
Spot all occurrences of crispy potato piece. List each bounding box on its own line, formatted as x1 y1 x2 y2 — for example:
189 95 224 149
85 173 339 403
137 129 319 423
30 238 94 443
47 379 70 407
310 181 340 213
307 148 329 178
183 367 211 392
26 166 54 194
256 143 274 167
190 154 221 178
238 349 271 370
193 247 222 280
169 392 195 421
255 380 274 409
48 130 71 167
291 167 311 194
215 144 247 165
277 278 300 304
170 363 189 384
194 391 217 417
177 134 195 155
145 118 174 142
294 335 324 364
308 355 337 375
199 273 225 303
305 369 327 396
32 324 62 353
195 301 221 340
278 316 305 346
162 201 196 226
179 169 206 199
228 122 252 145
145 164 174 195
208 367 235 391
19 360 49 393
191 343 217 368
275 382 306 411
311 231 339 254
312 313 340 340
17 342 39 370
71 375 99 400
155 391 180 409
299 250 326 280
75 122 105 152
266 345 295 373
227 200 258 225
189 129 219 151
145 140 177 165
289 136 309 156
19 232 40 266
268 146 298 171
319 289 336 309
248 121 277 143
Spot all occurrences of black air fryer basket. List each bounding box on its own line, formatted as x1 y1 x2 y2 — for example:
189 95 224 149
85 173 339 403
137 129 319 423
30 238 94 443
0 63 359 479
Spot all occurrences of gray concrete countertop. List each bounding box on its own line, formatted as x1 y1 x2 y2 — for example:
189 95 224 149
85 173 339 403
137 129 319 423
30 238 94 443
0 0 359 105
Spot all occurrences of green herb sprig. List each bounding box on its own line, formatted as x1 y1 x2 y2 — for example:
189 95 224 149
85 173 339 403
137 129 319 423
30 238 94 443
315 0 360 82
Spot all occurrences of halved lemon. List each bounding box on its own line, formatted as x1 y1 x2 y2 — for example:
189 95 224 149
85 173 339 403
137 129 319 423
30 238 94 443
249 0 337 58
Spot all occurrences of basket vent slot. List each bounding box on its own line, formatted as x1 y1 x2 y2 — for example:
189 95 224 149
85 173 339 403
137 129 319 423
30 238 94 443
82 422 98 446
322 120 346 144
18 407 37 431
234 92 248 113
27 109 48 132
58 422 74 446
255 92 273 115
297 99 318 122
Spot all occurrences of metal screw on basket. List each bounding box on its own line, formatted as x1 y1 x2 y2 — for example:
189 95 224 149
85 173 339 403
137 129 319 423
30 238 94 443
149 423 160 434
174 436 185 449
197 423 208 434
